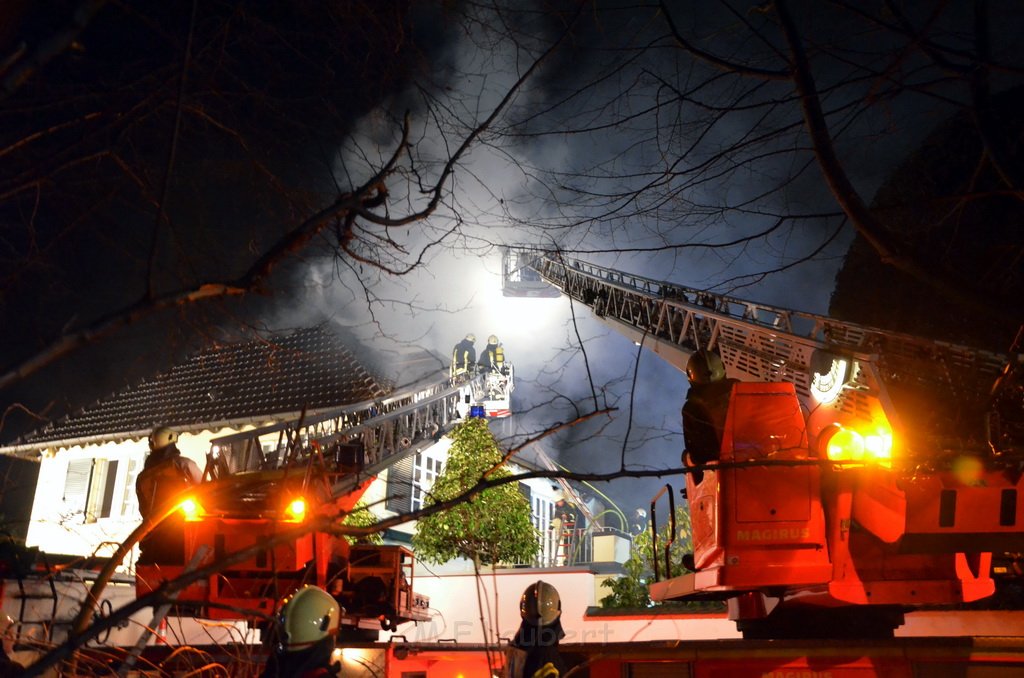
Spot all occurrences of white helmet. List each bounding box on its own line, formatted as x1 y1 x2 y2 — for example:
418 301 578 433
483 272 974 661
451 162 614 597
465 333 476 342
520 580 561 626
277 586 340 651
149 426 179 450
488 334 499 344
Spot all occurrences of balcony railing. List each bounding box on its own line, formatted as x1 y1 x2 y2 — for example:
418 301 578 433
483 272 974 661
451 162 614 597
520 526 633 569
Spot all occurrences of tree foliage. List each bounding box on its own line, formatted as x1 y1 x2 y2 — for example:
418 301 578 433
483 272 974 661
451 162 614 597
341 500 383 545
412 418 539 567
601 503 720 612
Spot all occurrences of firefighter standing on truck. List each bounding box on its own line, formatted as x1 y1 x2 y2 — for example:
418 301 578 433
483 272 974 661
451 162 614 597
679 350 737 489
681 350 738 469
135 426 202 565
451 333 477 378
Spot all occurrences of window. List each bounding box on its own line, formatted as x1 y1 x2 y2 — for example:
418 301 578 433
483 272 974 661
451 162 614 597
121 458 140 518
411 451 444 512
65 458 134 523
385 456 414 513
96 460 119 519
385 448 445 514
63 459 93 521
531 492 557 567
532 494 554 533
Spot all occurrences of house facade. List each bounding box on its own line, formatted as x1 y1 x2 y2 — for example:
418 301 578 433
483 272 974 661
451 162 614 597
0 326 389 560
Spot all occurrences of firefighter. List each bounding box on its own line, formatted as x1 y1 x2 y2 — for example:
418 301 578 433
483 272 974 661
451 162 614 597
451 333 477 378
629 507 648 536
478 334 506 373
261 586 341 678
509 580 567 678
550 495 578 566
135 426 202 565
681 350 738 470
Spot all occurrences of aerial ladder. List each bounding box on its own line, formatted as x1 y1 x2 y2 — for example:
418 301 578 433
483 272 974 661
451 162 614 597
507 247 1023 637
136 371 490 635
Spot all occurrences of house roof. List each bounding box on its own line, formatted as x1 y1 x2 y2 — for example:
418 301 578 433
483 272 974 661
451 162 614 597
4 326 391 452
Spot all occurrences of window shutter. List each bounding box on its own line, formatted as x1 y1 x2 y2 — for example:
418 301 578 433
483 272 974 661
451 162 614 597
385 455 415 513
518 481 532 504
121 458 139 517
99 460 119 519
63 459 93 521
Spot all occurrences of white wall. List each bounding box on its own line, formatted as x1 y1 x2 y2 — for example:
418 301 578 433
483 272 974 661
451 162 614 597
27 441 145 558
24 420 575 566
385 568 742 644
384 569 1024 645
25 430 227 562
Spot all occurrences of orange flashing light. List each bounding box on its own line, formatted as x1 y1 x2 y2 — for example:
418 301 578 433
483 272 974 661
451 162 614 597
820 424 893 468
178 497 203 522
284 497 307 522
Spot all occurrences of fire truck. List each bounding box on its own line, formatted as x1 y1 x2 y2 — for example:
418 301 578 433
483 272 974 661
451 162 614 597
508 248 1023 638
135 371 501 636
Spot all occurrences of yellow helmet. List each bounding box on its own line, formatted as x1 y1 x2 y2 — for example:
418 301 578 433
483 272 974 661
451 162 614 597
686 350 725 384
466 333 476 342
149 426 179 450
277 586 340 651
520 580 561 626
488 335 499 344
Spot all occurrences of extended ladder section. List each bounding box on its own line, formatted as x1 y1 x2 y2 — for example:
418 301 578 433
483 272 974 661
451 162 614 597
207 371 484 495
521 251 1009 462
139 373 482 622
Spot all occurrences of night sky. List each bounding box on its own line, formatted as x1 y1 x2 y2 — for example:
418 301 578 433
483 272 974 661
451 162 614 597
2 1 1022 511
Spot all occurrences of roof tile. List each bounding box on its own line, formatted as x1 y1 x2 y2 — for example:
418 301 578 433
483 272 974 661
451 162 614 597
16 326 390 447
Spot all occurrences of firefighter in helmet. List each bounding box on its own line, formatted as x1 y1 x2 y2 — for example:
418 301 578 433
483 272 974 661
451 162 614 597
681 350 738 470
135 426 202 565
451 333 477 378
510 580 567 678
478 334 505 373
550 494 578 566
261 586 342 678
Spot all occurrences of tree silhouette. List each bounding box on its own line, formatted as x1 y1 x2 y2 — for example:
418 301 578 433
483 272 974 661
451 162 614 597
0 1 583 435
492 1 1022 343
5 1 1021 439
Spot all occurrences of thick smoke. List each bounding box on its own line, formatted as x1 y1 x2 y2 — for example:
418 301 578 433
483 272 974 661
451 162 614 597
253 3 785 512
259 0 1020 512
